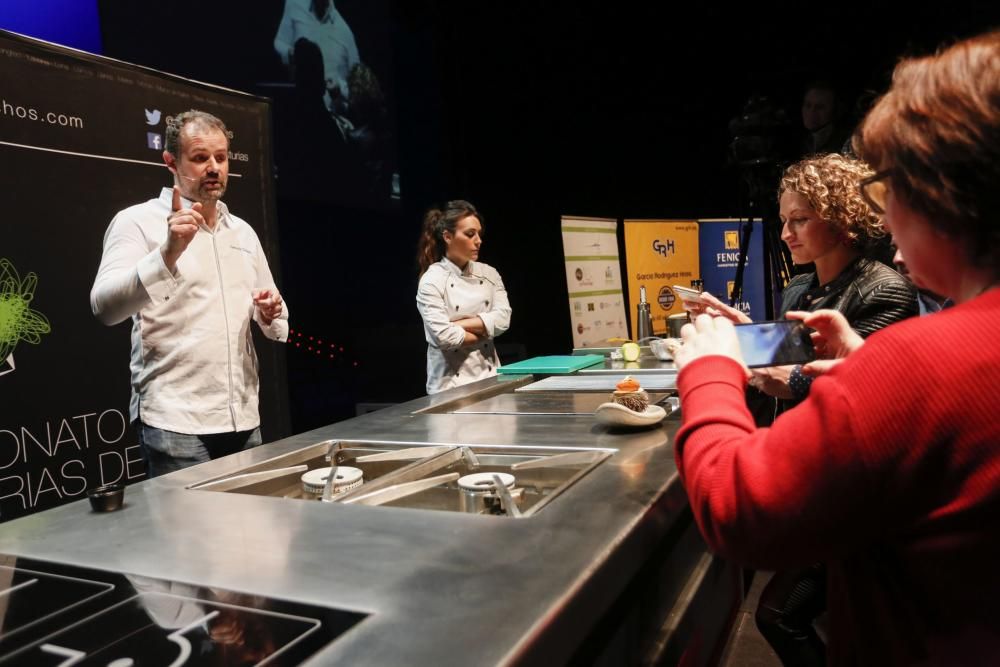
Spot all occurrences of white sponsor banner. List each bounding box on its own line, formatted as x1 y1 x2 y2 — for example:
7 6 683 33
561 216 628 348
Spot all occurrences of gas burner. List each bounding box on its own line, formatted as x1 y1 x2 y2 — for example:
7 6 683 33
457 472 521 515
301 466 363 497
457 472 515 492
189 441 614 519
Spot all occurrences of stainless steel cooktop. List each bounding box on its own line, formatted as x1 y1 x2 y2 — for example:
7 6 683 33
187 440 614 519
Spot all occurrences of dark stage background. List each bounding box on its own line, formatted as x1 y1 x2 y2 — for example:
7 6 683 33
8 1 999 436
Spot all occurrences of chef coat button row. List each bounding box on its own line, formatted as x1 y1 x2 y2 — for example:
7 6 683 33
479 280 483 284
455 305 459 310
485 301 489 306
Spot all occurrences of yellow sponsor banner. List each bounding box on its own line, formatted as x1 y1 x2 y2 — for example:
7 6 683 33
623 219 700 338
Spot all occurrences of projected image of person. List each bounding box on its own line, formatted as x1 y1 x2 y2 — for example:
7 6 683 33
90 110 288 477
344 62 394 200
271 1 396 204
416 201 512 395
280 37 352 196
274 0 360 115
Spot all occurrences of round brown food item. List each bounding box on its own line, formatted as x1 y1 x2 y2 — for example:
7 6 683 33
611 388 649 413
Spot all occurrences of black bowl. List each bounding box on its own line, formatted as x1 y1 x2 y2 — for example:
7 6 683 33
87 483 125 512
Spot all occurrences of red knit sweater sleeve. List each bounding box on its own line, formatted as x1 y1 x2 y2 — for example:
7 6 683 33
674 355 881 569
675 292 1000 572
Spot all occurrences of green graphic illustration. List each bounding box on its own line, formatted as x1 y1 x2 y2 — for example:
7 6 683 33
0 258 51 369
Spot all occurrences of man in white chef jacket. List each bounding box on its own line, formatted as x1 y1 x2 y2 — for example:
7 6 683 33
91 110 288 477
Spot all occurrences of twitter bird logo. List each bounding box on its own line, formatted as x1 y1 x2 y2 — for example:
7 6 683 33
145 109 161 126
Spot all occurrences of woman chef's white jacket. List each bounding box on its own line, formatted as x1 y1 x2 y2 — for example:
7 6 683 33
416 257 512 394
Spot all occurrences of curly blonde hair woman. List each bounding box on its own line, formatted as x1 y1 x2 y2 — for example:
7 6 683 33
779 153 885 248
684 153 917 398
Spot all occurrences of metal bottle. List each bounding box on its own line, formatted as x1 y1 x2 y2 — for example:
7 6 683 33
636 286 654 340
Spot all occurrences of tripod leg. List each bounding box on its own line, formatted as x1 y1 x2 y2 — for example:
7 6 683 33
731 217 755 307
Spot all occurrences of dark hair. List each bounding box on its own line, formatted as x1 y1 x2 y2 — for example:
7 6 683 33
165 110 228 157
417 200 482 275
293 38 325 94
348 62 385 126
311 0 331 21
855 30 1000 272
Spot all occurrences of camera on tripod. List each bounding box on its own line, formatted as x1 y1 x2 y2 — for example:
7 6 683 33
725 95 796 319
727 94 796 168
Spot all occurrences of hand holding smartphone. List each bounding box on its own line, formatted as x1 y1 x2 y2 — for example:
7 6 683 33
675 286 752 324
733 320 815 368
672 285 707 304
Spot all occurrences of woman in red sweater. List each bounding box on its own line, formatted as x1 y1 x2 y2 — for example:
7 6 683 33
673 31 1000 665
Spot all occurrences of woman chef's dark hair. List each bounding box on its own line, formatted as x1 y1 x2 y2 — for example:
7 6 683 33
416 200 482 275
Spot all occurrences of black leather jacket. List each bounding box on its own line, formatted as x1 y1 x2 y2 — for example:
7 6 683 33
780 257 919 338
747 257 919 426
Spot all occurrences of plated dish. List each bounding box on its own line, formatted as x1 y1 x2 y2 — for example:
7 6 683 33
594 401 668 427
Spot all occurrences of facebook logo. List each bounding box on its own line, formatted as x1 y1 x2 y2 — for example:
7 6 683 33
146 132 162 150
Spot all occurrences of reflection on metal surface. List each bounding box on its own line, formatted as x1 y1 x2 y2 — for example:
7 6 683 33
353 445 455 463
343 472 460 507
0 557 368 665
516 374 677 392
451 391 675 416
188 440 613 519
0 565 114 642
511 449 606 471
191 465 308 492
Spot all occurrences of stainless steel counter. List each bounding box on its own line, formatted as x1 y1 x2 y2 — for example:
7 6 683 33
572 344 678 375
579 356 677 375
0 373 738 665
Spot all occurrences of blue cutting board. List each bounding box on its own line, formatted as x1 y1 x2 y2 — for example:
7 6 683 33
498 355 605 375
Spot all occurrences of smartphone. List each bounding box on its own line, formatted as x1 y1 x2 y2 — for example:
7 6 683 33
733 320 815 368
672 285 707 303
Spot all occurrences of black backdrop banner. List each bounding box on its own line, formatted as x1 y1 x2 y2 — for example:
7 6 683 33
0 30 289 522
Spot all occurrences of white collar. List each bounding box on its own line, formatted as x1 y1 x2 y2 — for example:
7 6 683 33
441 256 473 276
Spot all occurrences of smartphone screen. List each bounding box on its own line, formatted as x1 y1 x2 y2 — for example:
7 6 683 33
733 320 815 368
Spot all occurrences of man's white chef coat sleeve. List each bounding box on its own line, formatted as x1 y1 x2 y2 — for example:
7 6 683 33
90 214 181 326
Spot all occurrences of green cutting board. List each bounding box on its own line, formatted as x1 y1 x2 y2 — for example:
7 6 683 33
498 355 605 375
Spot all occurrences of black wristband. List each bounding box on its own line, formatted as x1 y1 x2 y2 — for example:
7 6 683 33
789 364 813 401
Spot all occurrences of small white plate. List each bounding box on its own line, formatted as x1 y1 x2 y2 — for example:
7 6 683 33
595 402 668 427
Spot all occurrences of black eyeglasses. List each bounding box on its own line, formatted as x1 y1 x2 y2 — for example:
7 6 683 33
858 169 893 215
